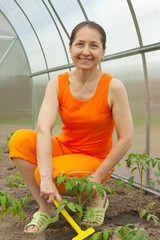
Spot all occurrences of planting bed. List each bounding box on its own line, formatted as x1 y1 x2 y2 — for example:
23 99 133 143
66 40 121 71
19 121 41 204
0 127 160 240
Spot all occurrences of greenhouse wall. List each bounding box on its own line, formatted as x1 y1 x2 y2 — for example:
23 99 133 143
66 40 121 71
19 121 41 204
0 0 160 194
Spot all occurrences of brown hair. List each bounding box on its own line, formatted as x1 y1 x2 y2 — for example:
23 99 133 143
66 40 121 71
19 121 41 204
69 21 106 50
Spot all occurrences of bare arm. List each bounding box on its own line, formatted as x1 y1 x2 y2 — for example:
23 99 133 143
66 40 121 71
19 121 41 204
92 78 133 183
36 76 62 203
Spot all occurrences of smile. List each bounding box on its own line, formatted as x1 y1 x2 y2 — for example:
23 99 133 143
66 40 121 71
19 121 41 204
79 58 92 61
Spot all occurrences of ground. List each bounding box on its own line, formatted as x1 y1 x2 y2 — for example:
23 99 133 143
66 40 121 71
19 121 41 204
0 125 160 240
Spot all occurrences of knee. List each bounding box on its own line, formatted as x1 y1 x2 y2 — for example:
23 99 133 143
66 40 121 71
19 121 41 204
9 129 36 150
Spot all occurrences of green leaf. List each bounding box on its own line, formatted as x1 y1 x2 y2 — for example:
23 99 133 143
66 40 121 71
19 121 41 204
131 167 137 174
158 161 160 171
117 162 122 169
67 202 76 212
10 198 17 212
65 181 71 192
115 179 124 189
147 201 156 209
151 158 157 168
140 209 147 219
128 176 134 185
56 203 65 216
0 196 7 209
126 184 131 190
103 229 112 240
86 181 93 195
154 171 160 177
147 213 159 224
90 232 102 240
21 194 30 207
78 182 87 194
104 186 115 194
74 204 83 216
88 195 93 203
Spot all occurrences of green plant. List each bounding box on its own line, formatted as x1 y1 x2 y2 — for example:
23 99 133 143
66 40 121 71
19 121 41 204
114 224 149 240
89 224 150 240
0 191 30 225
6 172 25 188
6 132 14 147
90 228 113 240
125 153 160 223
54 174 115 224
0 172 30 226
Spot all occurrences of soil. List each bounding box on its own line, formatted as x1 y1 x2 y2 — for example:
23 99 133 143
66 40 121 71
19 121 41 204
0 126 160 240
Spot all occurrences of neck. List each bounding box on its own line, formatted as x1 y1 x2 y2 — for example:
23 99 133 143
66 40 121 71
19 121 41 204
72 68 102 84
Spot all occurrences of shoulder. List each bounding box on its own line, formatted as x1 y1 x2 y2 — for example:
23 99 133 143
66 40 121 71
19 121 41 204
47 76 58 89
47 72 68 89
108 78 128 107
109 77 126 94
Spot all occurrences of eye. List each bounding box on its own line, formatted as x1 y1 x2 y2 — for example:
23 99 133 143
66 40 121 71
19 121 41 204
91 43 98 48
76 42 83 47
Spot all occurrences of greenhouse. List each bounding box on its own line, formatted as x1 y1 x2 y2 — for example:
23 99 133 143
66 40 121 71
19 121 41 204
0 0 160 239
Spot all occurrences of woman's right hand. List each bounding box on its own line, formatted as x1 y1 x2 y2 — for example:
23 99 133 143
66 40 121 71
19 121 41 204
40 179 62 204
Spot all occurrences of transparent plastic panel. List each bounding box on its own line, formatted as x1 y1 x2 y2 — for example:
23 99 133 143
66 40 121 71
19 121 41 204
0 39 12 60
32 74 48 129
0 11 15 36
0 0 46 73
81 0 139 54
0 39 32 125
17 0 68 69
146 51 160 192
146 51 160 158
49 69 70 78
131 0 160 44
50 0 85 36
43 0 72 64
101 55 146 184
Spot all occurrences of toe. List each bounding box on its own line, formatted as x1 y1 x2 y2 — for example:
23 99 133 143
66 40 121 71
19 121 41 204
26 225 39 233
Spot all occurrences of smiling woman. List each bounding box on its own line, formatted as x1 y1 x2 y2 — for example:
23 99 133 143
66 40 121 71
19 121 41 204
9 21 133 233
69 22 106 71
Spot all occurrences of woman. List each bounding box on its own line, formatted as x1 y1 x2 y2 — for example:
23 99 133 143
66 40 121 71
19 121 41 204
9 21 133 233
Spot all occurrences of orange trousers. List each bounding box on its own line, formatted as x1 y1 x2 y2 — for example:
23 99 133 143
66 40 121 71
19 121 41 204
9 129 114 192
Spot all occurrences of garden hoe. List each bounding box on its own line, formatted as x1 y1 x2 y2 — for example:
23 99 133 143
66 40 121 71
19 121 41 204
53 199 95 240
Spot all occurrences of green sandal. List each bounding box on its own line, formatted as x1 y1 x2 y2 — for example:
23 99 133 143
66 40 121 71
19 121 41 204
81 198 109 227
24 212 59 234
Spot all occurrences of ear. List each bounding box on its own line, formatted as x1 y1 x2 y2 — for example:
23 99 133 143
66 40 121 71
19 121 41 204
102 49 105 58
69 43 72 53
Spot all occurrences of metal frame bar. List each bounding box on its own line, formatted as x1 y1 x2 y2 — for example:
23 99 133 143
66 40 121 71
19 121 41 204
30 42 160 77
112 173 160 195
0 38 17 65
127 0 151 185
0 35 17 40
77 0 88 20
48 0 70 39
42 0 71 73
14 0 50 80
0 10 31 77
0 9 34 128
77 0 102 70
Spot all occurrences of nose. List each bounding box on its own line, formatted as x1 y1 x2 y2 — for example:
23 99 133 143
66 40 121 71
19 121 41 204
82 45 90 55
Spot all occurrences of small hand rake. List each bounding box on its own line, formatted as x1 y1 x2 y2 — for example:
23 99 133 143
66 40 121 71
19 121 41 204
53 199 95 240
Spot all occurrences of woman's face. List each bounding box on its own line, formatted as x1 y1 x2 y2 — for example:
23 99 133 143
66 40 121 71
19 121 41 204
70 26 105 71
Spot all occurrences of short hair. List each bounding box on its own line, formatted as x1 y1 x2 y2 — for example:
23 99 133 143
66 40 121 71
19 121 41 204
69 21 106 50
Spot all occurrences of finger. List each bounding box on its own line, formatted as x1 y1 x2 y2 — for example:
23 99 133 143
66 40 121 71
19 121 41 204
46 193 55 204
55 193 62 203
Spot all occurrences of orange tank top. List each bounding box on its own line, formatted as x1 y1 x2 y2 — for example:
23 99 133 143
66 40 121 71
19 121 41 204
57 72 114 159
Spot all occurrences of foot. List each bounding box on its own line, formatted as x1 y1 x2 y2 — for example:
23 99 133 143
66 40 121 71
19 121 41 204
81 191 108 226
26 206 56 233
88 191 107 208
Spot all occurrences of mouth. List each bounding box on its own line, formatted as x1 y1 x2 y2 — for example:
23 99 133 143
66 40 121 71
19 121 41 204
79 58 92 62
